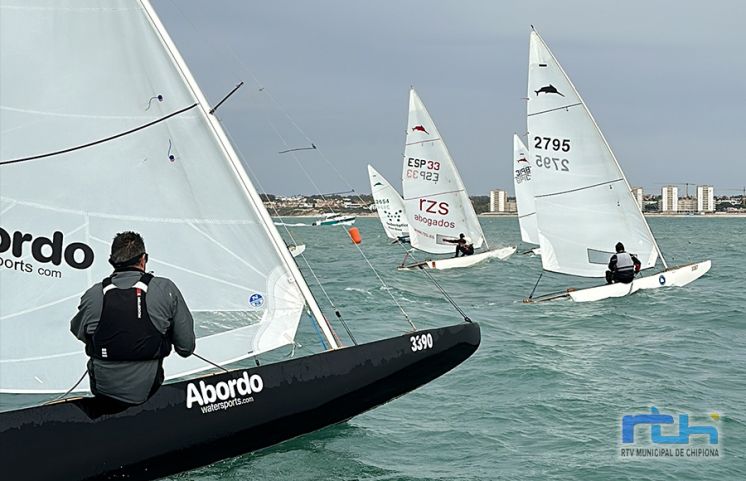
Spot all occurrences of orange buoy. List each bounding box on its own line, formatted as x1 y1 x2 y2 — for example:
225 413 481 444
348 227 362 244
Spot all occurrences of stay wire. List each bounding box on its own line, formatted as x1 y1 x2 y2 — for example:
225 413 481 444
220 121 355 345
192 352 230 373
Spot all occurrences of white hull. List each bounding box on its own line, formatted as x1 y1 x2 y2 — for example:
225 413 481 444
288 244 306 257
567 260 711 302
399 246 516 271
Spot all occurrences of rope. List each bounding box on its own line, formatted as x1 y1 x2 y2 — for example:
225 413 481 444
0 103 199 166
42 370 88 405
192 352 230 373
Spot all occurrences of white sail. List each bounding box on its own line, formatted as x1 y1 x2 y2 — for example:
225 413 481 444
526 31 660 278
0 0 330 393
368 165 409 240
512 134 539 245
401 88 485 255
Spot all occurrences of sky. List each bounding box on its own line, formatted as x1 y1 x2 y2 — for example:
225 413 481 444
155 0 746 198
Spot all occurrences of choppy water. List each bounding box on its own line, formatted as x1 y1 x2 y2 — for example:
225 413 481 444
170 216 744 481
9 217 746 480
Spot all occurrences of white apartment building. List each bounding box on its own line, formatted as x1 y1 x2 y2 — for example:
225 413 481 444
697 185 715 212
660 186 678 212
490 189 508 212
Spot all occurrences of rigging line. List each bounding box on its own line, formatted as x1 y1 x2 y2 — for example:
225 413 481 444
192 352 230 373
535 178 625 198
221 125 352 344
209 81 244 114
42 370 88 405
0 103 199 166
527 102 582 117
350 241 416 332
528 271 544 299
415 264 471 323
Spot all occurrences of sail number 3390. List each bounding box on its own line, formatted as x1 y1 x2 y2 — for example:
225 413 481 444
410 333 434 352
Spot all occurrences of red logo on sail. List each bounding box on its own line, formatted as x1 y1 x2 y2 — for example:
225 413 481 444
411 125 429 134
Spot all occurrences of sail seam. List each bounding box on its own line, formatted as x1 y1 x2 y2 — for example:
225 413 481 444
405 138 441 146
0 103 199 165
535 178 625 198
403 189 465 201
528 102 582 117
518 212 536 219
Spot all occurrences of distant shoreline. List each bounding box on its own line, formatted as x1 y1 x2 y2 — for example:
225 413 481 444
478 212 746 218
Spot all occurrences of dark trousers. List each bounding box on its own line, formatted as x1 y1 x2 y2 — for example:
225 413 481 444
606 270 634 284
455 244 474 257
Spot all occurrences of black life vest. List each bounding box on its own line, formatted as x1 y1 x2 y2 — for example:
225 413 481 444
88 272 172 361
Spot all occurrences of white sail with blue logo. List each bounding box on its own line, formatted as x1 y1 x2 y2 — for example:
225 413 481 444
0 0 338 393
525 29 710 302
512 134 539 246
368 164 409 241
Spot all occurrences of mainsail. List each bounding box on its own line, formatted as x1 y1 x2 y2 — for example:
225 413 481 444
512 134 539 245
402 88 485 254
0 0 335 393
368 165 409 240
526 31 662 277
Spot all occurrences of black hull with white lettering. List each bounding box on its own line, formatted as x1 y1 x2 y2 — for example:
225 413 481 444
0 322 480 481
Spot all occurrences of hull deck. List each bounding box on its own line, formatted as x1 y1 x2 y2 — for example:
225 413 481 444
0 322 480 481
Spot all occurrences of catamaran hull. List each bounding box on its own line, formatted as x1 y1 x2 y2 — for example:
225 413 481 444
399 246 516 271
0 323 480 481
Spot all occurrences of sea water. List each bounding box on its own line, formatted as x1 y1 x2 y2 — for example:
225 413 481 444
6 217 745 480
171 216 744 481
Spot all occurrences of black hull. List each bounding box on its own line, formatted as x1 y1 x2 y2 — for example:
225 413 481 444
0 322 480 481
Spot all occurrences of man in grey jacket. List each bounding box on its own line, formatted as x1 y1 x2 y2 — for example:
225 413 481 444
71 231 195 406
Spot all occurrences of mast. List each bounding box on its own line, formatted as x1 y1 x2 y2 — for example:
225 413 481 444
139 0 339 349
530 30 668 269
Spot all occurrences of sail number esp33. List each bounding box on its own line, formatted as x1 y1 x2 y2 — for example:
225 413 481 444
410 333 434 352
406 157 440 182
533 136 571 172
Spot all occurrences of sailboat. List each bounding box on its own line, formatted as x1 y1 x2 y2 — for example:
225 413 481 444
524 30 711 303
512 134 541 255
368 164 410 242
0 2 480 480
400 88 516 270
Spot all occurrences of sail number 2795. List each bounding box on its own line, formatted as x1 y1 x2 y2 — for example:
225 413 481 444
410 333 434 352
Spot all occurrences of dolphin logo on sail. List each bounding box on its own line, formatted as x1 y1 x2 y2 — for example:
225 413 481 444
517 156 528 163
535 84 565 97
373 182 383 187
411 125 429 134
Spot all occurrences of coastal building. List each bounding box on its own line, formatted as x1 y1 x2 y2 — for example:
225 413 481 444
490 189 508 212
697 185 715 212
631 187 644 210
678 197 697 213
660 186 678 212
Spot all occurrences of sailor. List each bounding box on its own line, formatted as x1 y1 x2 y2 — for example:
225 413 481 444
605 242 641 284
71 231 195 407
446 233 474 257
